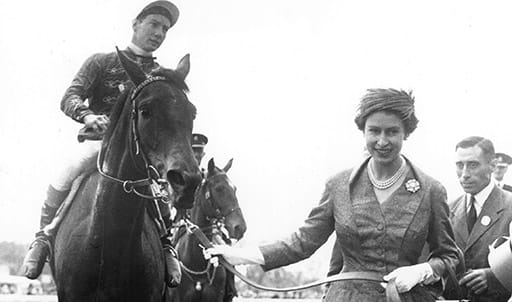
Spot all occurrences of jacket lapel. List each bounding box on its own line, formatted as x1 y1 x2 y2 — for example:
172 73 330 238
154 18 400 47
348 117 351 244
451 196 470 250
348 156 427 237
466 186 506 251
398 158 427 224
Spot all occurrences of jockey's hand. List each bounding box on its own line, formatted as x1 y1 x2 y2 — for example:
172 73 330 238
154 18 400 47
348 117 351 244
207 244 265 266
383 263 433 293
459 268 490 295
83 114 110 133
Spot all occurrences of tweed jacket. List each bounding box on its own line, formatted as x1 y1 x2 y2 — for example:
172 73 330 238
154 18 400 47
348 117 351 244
260 157 459 302
449 186 512 302
61 48 159 123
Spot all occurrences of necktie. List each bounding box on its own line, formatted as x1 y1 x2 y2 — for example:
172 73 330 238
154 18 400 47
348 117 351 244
467 195 477 233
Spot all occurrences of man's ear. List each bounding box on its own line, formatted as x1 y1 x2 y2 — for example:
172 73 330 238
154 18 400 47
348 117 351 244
490 158 498 172
132 18 139 30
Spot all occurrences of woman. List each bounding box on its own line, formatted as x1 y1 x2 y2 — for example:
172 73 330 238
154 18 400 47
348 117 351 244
210 88 459 301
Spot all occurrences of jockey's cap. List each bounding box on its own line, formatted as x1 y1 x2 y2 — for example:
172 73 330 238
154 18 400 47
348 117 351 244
137 1 179 28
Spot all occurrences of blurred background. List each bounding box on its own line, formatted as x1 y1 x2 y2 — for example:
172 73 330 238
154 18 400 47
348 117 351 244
1 0 512 298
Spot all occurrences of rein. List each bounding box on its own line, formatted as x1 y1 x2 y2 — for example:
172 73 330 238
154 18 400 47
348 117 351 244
176 176 233 286
184 219 403 302
96 76 171 202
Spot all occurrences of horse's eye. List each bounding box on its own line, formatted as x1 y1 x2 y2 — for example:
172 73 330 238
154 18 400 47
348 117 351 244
140 108 152 119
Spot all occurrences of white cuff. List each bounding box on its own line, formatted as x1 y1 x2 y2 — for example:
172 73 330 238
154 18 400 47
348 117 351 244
418 262 439 285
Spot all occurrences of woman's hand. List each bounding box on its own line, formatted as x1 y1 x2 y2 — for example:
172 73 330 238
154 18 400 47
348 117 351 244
207 244 265 266
383 263 433 293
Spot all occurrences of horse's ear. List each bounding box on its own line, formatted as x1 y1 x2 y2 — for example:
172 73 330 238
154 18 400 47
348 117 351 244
207 158 216 174
223 158 233 173
175 54 190 80
116 46 147 86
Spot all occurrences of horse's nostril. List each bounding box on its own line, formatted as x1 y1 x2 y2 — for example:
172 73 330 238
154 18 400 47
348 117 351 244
233 224 246 240
167 170 185 186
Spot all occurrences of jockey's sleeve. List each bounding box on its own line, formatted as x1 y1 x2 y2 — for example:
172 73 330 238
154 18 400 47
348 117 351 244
61 53 103 123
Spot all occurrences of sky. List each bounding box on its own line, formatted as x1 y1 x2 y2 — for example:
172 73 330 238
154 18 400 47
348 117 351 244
1 0 512 276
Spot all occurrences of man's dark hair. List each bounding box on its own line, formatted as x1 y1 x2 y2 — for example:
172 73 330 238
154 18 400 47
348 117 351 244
455 136 495 162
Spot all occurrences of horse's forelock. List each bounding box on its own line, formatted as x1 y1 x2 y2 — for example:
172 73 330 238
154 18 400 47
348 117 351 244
150 68 189 93
150 68 196 120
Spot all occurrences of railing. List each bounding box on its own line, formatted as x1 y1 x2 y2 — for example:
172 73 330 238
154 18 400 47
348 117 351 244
0 296 322 302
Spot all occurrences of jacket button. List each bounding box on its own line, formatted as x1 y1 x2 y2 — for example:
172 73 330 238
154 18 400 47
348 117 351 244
377 286 385 293
377 224 384 231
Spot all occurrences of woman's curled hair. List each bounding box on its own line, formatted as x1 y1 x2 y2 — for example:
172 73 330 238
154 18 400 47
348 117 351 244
354 88 419 138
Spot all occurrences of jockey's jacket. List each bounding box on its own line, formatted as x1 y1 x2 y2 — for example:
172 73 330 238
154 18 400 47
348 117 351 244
61 48 159 123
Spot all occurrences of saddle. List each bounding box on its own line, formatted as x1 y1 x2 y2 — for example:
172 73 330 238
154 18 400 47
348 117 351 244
77 126 103 142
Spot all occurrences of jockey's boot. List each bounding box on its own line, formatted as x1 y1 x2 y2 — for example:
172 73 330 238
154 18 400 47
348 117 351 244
22 186 69 279
162 234 181 287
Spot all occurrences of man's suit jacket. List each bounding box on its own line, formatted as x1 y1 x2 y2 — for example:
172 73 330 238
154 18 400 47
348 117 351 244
449 186 512 302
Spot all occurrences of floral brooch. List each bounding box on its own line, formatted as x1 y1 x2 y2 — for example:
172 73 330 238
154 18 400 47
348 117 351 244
405 179 420 193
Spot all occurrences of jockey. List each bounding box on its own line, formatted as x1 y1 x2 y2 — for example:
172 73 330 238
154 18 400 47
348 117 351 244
22 1 182 287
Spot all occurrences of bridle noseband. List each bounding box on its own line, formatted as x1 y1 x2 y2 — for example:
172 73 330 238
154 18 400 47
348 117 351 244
96 76 172 202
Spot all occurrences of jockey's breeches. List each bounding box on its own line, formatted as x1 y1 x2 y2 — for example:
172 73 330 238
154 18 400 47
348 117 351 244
50 141 101 191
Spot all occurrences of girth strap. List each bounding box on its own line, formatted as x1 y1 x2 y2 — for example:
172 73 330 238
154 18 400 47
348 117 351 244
186 220 402 302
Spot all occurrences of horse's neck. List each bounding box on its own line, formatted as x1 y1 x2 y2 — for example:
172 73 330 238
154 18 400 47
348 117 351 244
179 197 213 269
95 122 148 241
190 201 210 229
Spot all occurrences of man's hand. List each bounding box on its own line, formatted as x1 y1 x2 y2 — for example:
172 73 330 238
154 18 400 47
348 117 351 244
459 268 490 295
83 114 110 133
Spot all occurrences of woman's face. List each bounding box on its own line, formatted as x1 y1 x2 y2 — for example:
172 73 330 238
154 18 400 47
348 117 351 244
364 111 405 166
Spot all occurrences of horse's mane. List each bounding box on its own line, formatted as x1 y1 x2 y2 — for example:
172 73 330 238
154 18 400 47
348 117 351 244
102 88 131 148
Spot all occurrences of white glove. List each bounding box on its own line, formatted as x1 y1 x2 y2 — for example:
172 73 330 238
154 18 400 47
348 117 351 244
207 244 265 266
383 263 434 293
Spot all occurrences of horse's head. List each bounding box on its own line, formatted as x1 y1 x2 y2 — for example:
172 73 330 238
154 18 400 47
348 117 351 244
117 49 201 209
197 158 247 240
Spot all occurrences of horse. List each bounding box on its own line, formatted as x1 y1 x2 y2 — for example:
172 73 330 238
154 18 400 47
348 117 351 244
168 158 247 302
51 49 202 302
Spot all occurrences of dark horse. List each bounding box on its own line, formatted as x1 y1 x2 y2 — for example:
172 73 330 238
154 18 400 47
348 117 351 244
168 158 247 302
51 50 202 302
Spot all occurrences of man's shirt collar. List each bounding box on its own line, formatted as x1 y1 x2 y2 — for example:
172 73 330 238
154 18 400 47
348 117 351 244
466 180 495 216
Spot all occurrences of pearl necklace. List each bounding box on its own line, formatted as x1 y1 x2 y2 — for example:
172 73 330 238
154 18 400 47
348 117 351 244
368 157 407 190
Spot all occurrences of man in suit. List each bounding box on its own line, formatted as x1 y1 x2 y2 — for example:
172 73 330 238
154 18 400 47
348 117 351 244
493 152 512 192
450 136 512 302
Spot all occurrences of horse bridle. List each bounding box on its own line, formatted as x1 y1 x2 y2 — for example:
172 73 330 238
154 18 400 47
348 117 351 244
199 174 241 224
175 173 241 288
96 76 172 202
